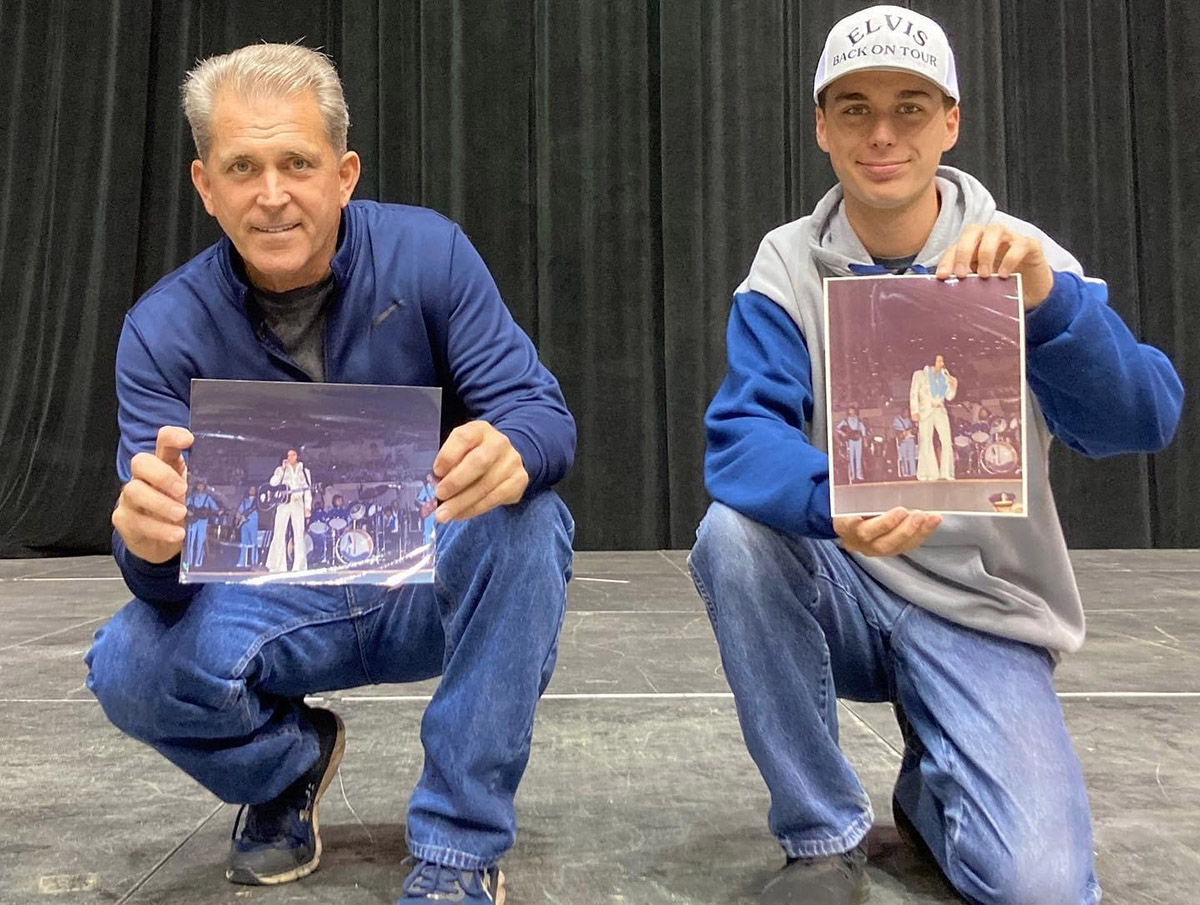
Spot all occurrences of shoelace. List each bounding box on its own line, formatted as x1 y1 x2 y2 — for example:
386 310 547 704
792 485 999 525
403 860 487 898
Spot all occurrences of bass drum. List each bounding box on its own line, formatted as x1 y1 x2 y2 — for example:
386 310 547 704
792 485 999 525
981 440 1020 476
336 528 375 566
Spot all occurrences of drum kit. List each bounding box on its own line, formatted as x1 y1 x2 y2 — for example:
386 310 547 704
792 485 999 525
953 419 1021 477
192 475 427 572
303 483 421 569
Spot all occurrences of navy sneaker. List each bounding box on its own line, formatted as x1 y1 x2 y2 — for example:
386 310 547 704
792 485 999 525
225 707 346 885
396 859 506 904
760 841 869 904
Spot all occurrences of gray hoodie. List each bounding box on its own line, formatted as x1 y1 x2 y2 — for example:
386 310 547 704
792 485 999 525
740 166 1095 652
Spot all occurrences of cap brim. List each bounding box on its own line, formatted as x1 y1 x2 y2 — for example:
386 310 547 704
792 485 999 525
813 65 959 103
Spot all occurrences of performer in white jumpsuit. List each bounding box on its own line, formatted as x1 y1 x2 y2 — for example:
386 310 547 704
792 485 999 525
266 448 312 572
910 354 959 481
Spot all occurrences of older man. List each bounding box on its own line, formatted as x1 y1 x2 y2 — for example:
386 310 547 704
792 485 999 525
87 44 574 905
688 6 1181 904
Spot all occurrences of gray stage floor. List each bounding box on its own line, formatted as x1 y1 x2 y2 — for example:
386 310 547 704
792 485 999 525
2 551 1198 904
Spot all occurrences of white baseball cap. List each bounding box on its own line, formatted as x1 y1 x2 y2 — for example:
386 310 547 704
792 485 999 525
813 5 959 104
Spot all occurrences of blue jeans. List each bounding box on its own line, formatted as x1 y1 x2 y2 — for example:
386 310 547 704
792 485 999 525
86 491 574 871
688 503 1100 905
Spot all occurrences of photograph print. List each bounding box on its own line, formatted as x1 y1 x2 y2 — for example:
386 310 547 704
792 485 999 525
824 273 1027 518
181 379 442 586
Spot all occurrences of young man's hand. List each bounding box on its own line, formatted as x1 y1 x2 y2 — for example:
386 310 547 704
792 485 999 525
112 426 194 563
834 507 942 557
936 223 1054 309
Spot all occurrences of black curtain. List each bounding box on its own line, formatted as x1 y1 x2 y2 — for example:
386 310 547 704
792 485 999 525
1 0 1195 555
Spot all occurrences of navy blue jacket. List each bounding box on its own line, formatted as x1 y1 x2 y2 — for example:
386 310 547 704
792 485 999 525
115 201 575 602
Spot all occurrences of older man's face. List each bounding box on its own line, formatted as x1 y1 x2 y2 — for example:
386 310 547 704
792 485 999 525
190 90 360 292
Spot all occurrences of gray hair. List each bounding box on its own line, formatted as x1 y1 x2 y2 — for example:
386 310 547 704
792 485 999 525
181 43 349 160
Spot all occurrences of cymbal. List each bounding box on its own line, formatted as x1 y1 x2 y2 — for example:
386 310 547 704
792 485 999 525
358 484 393 500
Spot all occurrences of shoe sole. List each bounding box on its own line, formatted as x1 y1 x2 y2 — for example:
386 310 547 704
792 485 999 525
494 869 506 905
226 712 347 886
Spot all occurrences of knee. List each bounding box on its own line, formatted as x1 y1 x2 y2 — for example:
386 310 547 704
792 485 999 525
439 490 574 586
689 502 813 595
87 600 248 743
952 829 1093 905
87 610 170 741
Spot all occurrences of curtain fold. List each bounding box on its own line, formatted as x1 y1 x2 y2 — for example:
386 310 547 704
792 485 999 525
1 0 1194 555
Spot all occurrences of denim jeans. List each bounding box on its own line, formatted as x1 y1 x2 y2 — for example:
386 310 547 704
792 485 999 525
688 502 1101 905
86 491 574 871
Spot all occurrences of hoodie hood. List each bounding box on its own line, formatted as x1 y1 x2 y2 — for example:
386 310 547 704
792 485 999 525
808 166 1000 276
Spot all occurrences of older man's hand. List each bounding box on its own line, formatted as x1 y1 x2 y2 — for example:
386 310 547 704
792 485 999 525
834 507 941 557
112 426 194 563
430 421 529 523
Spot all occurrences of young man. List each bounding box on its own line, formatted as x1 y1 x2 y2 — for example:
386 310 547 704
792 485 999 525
688 7 1182 904
87 44 574 905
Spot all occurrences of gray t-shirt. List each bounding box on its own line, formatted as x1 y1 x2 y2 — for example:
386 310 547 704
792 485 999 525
249 273 336 382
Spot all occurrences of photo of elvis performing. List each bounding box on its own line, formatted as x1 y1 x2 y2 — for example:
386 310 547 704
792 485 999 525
180 379 441 585
824 274 1027 517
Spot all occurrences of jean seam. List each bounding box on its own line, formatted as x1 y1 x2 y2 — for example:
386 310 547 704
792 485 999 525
347 586 382 685
227 610 369 679
406 838 495 871
686 557 721 633
778 807 874 859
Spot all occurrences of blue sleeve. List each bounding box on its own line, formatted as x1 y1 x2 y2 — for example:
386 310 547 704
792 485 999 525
704 290 836 539
1025 271 1183 457
444 227 576 491
112 316 198 604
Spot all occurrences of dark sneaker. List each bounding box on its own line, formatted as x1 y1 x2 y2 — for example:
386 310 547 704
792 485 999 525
760 840 869 904
396 859 506 904
226 708 346 885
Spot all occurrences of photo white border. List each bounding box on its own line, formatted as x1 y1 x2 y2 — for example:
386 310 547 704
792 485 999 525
822 272 1028 519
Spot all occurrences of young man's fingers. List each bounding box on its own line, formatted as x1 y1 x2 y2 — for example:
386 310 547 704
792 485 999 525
975 224 1010 278
952 224 986 278
867 511 925 555
995 235 1032 280
866 511 941 556
853 507 910 543
935 245 957 279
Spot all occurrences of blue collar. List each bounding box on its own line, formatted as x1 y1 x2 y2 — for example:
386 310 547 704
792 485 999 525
847 262 931 276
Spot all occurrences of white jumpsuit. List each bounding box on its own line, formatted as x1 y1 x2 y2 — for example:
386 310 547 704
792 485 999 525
910 366 958 481
265 461 312 572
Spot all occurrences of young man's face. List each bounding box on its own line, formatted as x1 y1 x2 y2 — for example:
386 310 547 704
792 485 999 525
287 449 299 465
190 90 361 293
815 70 959 214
